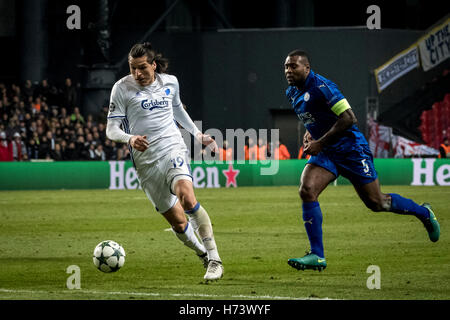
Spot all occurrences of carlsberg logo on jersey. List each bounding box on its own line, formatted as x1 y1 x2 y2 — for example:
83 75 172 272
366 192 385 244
140 97 169 110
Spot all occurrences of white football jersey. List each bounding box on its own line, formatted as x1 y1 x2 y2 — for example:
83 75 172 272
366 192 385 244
107 73 188 166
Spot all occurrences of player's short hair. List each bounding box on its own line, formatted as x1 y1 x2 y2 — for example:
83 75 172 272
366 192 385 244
128 42 169 73
287 49 310 66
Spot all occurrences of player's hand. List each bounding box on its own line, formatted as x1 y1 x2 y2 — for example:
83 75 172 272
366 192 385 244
196 133 219 153
129 135 149 152
303 131 312 151
303 131 312 145
304 139 323 156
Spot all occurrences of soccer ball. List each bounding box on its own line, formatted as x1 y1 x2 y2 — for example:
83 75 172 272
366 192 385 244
93 240 126 273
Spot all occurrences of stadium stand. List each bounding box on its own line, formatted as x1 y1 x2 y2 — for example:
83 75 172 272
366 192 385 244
419 93 450 150
0 79 129 162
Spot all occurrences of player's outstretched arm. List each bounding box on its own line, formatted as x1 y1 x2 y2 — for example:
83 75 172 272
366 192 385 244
173 105 218 153
173 105 200 137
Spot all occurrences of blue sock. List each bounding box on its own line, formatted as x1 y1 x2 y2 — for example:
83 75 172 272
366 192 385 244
389 193 430 220
302 201 324 258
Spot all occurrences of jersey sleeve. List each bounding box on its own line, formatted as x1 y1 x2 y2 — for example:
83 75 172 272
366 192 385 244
171 76 201 137
317 82 351 116
107 83 126 119
173 105 201 137
106 117 133 144
171 76 183 108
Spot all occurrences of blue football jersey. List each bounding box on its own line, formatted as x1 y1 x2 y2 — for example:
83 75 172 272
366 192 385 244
286 70 368 150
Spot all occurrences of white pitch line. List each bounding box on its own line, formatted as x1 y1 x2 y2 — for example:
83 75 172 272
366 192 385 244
0 288 335 300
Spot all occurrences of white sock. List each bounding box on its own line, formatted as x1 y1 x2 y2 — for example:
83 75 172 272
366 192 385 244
173 222 206 256
188 204 221 262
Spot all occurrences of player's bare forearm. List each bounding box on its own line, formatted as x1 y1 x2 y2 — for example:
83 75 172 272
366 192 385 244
320 110 356 145
305 109 357 155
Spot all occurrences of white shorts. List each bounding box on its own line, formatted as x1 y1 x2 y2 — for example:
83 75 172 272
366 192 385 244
137 149 192 213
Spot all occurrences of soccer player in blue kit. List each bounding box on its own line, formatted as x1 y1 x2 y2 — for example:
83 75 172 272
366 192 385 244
284 50 440 271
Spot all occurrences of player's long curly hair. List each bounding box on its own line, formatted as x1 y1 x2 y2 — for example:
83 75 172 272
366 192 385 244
128 42 169 73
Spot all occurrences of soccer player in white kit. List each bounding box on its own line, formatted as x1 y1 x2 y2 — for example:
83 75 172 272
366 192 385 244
106 42 223 281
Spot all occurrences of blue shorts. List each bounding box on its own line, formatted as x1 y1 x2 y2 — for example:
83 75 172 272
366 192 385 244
307 143 378 185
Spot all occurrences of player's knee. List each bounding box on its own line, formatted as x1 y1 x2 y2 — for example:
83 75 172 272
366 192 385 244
175 183 197 211
179 192 197 212
299 184 317 202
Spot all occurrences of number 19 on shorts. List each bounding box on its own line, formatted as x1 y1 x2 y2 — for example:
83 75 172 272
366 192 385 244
171 156 185 168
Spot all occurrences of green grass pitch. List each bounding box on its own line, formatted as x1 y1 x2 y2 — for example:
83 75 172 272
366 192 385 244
0 185 448 300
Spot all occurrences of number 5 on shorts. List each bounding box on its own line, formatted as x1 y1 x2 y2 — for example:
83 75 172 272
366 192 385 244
361 159 369 173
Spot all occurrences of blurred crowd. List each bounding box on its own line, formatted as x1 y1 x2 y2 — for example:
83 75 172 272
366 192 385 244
0 78 130 162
